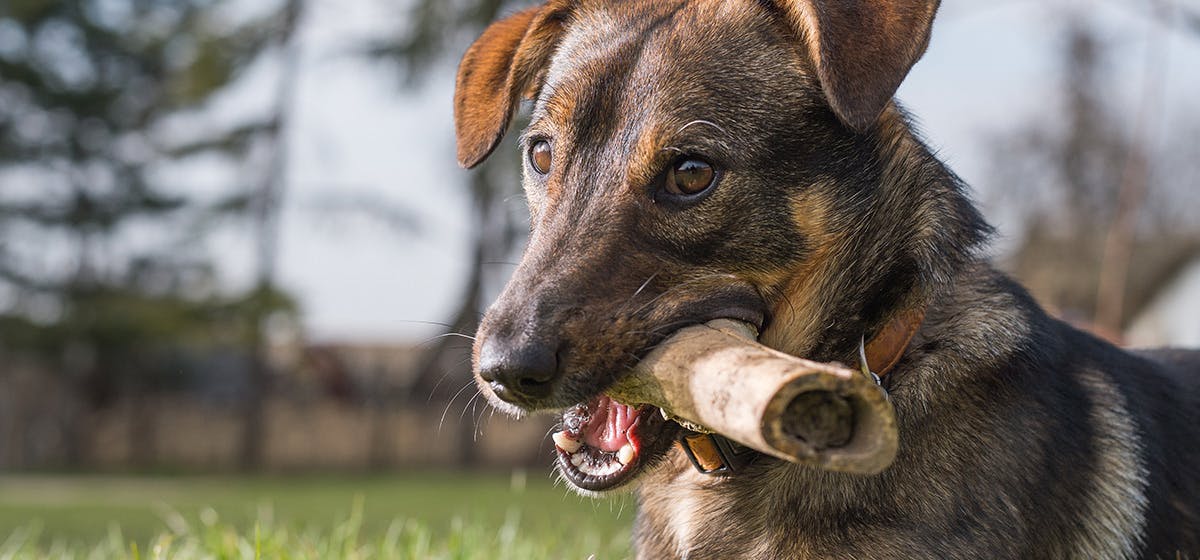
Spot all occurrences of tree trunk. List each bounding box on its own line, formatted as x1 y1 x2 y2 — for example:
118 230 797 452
239 0 304 470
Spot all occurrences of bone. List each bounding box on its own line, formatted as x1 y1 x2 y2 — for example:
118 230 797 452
606 319 899 474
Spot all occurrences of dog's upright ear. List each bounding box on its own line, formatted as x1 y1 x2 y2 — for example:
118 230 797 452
454 4 566 168
774 0 940 132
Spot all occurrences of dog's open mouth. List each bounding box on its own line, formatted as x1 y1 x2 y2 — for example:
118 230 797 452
551 395 674 492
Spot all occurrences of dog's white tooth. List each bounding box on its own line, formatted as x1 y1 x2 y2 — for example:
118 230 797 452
571 452 585 467
618 443 635 465
552 431 582 453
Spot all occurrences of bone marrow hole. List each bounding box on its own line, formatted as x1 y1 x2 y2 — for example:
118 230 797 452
782 391 855 449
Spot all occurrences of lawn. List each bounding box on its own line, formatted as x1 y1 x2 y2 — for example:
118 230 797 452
0 472 635 559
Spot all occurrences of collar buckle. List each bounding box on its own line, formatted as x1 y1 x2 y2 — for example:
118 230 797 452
858 335 883 387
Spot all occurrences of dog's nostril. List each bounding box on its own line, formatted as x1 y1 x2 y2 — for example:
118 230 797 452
477 337 559 404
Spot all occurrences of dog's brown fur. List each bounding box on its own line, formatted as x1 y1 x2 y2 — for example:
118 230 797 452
455 1 1200 557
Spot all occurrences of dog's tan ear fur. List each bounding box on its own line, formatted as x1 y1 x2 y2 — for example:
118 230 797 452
454 5 565 168
775 0 940 132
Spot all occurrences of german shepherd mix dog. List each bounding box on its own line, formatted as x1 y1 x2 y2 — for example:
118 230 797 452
454 0 1200 557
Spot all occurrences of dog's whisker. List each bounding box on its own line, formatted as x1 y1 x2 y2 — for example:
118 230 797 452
676 119 728 136
396 319 454 329
627 272 737 317
615 271 662 317
473 404 490 442
426 355 475 402
674 119 733 151
461 391 486 441
471 406 483 442
460 388 482 424
438 380 477 436
418 332 477 346
539 424 559 449
426 370 455 402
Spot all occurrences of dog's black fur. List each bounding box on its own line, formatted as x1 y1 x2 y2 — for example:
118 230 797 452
453 0 1200 557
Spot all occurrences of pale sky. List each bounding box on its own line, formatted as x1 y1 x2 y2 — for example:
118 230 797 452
205 0 1200 343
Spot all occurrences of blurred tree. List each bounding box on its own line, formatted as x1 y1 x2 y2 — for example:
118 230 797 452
367 0 532 464
239 0 304 471
0 0 298 467
990 15 1200 337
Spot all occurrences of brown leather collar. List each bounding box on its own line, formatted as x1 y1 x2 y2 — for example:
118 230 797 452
862 306 926 379
680 306 927 475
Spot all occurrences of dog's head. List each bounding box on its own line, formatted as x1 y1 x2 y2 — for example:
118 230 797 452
455 0 969 493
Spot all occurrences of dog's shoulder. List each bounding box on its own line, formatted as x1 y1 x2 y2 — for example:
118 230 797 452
1113 346 1200 555
1036 318 1200 557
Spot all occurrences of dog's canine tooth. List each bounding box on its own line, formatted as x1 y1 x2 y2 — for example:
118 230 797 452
618 443 635 465
571 452 585 467
553 431 582 453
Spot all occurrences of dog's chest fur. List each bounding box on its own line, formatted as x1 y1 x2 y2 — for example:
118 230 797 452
634 265 1200 560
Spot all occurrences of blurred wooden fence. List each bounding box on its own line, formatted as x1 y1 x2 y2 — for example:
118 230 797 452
0 366 553 472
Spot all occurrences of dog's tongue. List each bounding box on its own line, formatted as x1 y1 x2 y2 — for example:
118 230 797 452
582 396 637 452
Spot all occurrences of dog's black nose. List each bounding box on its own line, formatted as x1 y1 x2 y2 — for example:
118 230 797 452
477 336 558 406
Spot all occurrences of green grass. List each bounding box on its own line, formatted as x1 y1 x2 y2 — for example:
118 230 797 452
0 472 634 559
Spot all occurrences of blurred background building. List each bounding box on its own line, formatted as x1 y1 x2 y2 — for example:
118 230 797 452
0 0 1198 472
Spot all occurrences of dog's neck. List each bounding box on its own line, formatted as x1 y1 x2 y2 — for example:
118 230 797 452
760 106 990 367
637 264 1046 558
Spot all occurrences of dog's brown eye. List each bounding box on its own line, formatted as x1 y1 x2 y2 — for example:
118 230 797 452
665 158 715 196
530 140 552 174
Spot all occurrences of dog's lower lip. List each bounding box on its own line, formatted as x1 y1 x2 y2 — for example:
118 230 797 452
553 440 642 491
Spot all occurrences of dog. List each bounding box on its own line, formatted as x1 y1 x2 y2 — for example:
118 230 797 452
452 0 1200 557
